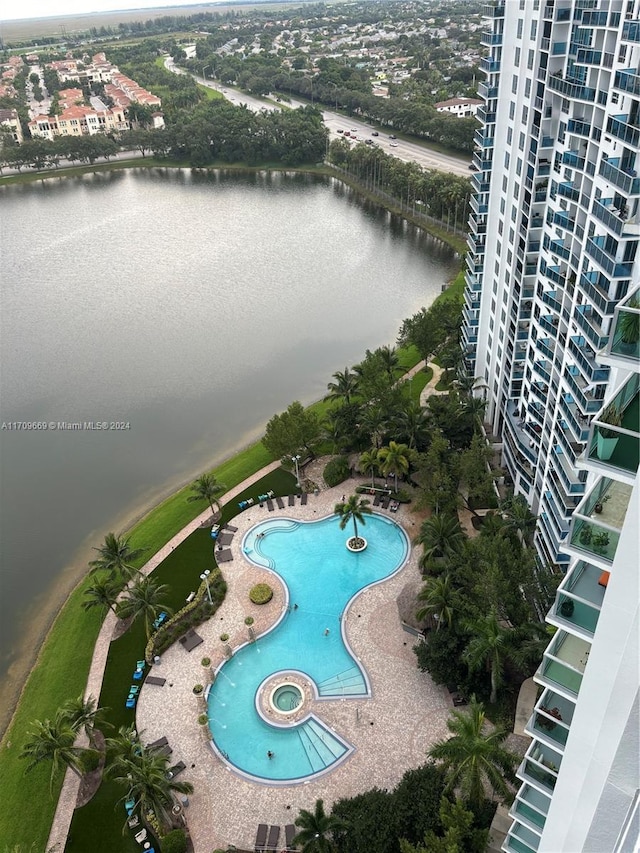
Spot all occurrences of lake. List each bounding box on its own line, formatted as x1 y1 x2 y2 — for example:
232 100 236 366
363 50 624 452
0 167 458 721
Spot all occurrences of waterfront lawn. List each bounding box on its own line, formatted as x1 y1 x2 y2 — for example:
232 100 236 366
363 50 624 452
66 469 295 852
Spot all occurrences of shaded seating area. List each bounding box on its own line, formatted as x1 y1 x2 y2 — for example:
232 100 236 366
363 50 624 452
179 629 203 652
216 548 233 563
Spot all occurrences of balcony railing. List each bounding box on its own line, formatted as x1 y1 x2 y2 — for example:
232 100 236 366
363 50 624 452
554 560 606 637
585 237 634 278
539 630 589 697
622 20 640 42
607 115 640 148
584 374 640 477
592 198 626 237
614 69 640 96
608 287 640 362
480 57 501 74
548 74 596 102
599 158 640 195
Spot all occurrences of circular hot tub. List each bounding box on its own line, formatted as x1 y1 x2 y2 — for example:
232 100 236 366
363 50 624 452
270 683 302 713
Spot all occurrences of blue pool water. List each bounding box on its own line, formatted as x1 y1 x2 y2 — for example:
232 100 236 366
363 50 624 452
207 513 408 782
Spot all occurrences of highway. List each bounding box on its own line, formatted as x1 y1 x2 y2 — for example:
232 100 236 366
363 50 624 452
166 58 474 179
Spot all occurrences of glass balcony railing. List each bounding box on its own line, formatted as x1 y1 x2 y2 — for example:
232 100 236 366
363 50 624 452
608 288 640 362
507 820 542 851
512 798 547 831
540 630 590 697
607 115 640 148
548 74 596 102
555 560 606 632
569 477 633 563
585 375 640 476
504 831 539 853
614 69 640 96
622 20 640 42
599 158 640 195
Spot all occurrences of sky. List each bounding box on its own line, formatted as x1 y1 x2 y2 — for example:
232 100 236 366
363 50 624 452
1 0 210 23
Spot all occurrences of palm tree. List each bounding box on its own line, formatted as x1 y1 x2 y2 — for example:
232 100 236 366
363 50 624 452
359 404 387 449
89 532 146 582
293 798 346 853
334 494 372 547
500 495 539 546
117 577 172 639
187 472 226 519
61 694 108 749
378 440 410 492
83 577 121 617
463 395 487 428
324 367 359 406
428 697 519 811
392 400 430 451
107 749 193 833
462 610 515 704
20 711 86 793
378 344 399 380
358 448 380 488
416 573 458 630
415 514 465 566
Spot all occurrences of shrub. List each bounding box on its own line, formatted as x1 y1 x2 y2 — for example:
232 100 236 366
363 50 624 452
160 828 188 853
198 713 209 725
193 684 203 695
201 656 211 667
249 583 273 605
323 455 350 487
220 633 229 642
244 616 254 625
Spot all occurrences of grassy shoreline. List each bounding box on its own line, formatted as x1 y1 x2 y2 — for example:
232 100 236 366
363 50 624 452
0 160 465 850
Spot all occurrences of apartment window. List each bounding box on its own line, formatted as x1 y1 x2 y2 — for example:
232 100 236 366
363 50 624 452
500 198 506 214
516 157 523 177
519 131 525 151
509 227 515 245
618 44 627 63
507 249 513 266
498 219 504 236
505 152 511 169
528 49 535 70
519 0 525 8
531 20 537 39
491 298 497 314
511 204 517 223
517 18 523 38
515 47 521 67
512 75 518 95
525 79 531 98
522 105 529 123
507 127 513 145
502 175 508 192
509 101 516 120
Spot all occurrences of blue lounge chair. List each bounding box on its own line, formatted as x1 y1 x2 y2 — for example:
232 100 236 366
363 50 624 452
136 659 146 669
129 684 140 694
124 797 135 815
133 668 143 681
126 697 136 709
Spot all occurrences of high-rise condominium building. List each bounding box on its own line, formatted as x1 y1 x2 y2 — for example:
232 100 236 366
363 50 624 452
461 1 639 851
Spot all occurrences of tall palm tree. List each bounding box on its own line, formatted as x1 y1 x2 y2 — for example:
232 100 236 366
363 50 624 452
462 610 515 704
463 396 487 429
500 495 539 546
89 532 146 582
334 495 372 547
83 577 121 617
415 514 466 566
61 694 108 749
378 344 399 381
187 472 226 519
416 573 458 630
117 577 172 639
358 448 380 488
107 748 193 833
428 697 519 811
392 400 430 451
359 404 387 449
293 798 346 853
20 711 86 793
378 440 410 492
324 367 359 406
104 724 144 775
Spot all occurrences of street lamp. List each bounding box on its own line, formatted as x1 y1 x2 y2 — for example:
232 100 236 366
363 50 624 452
291 454 301 487
200 569 212 604
202 64 211 83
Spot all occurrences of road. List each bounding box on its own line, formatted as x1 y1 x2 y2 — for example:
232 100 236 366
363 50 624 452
166 58 473 178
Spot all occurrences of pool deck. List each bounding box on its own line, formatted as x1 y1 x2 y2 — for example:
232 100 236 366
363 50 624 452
135 476 452 852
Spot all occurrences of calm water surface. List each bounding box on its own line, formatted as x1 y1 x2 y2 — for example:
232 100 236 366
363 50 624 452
0 168 457 705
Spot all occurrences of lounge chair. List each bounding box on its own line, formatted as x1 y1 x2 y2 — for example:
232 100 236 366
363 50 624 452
125 697 136 709
127 813 140 829
380 496 391 509
132 668 143 680
134 828 147 843
148 736 169 751
372 493 381 506
167 760 186 779
285 824 297 850
216 548 233 563
136 660 146 669
266 499 275 511
224 523 238 532
179 629 203 652
288 494 295 506
125 797 136 815
276 496 285 509
217 532 234 546
300 493 308 505
146 675 166 687
254 824 268 852
266 825 280 851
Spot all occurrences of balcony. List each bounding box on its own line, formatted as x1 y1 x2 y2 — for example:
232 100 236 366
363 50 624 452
481 31 503 46
568 478 633 564
622 19 640 42
607 288 640 362
562 150 586 170
557 181 579 201
480 57 501 74
585 236 634 279
584 374 640 478
539 630 589 697
482 2 505 18
553 560 607 638
614 69 640 97
599 158 640 196
504 828 539 853
513 785 551 830
574 305 608 351
548 74 596 102
551 211 575 232
607 115 640 148
477 81 498 99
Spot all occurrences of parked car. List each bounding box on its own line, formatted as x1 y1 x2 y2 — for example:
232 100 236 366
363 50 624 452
389 134 397 139
337 128 343 133
371 131 379 136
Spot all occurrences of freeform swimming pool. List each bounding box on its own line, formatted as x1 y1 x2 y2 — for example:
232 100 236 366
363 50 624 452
206 513 409 783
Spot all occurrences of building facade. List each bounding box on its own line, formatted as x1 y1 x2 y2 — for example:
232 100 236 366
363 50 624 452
461 1 639 851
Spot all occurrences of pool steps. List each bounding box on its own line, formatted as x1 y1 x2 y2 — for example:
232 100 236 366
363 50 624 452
318 665 365 696
297 718 347 772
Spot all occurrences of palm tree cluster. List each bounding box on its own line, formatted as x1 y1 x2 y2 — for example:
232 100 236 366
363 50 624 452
334 494 372 547
105 726 193 833
20 695 106 793
187 472 226 519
